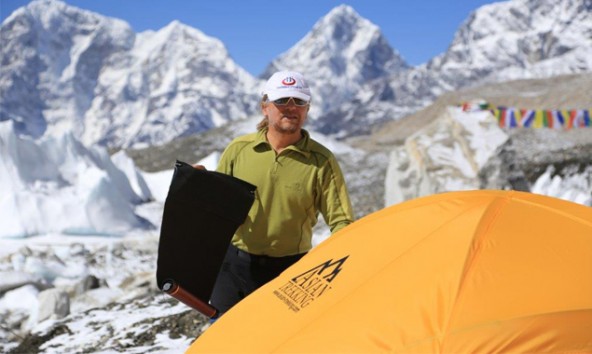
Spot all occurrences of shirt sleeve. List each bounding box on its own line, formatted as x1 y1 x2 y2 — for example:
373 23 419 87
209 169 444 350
317 156 354 234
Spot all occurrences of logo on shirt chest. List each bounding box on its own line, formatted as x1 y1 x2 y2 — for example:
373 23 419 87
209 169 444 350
284 182 303 193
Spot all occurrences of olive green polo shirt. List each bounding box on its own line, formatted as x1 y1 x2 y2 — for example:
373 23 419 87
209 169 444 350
216 128 354 257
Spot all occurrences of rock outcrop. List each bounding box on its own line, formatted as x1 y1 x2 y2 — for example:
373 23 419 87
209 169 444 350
384 106 592 206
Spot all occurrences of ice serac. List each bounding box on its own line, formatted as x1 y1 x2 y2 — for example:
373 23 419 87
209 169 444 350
384 107 509 206
384 106 592 207
0 121 153 238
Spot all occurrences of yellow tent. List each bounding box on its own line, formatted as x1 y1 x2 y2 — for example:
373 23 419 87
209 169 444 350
188 190 592 353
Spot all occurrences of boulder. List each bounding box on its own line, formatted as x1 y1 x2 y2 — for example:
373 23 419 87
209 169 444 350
37 288 70 322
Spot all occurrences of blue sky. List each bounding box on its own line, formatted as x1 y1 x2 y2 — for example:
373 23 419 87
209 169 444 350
1 0 497 76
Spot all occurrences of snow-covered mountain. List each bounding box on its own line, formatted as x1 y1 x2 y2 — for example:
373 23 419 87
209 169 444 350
0 0 260 149
2 0 590 147
317 0 592 139
1 0 135 140
1 1 412 149
261 4 409 119
428 0 592 84
83 20 260 148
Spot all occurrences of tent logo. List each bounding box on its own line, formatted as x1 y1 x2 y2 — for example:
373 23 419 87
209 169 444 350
273 256 349 313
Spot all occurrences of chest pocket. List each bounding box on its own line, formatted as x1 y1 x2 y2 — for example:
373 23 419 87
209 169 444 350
281 178 314 207
276 155 316 207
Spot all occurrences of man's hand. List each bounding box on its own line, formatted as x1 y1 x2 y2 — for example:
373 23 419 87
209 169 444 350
193 164 206 170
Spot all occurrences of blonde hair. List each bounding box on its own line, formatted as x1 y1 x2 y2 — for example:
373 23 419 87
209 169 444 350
257 94 269 131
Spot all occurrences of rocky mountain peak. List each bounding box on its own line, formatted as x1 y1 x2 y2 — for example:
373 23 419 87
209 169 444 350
0 0 259 149
313 4 372 43
315 0 592 140
262 3 408 118
1 0 136 139
156 19 221 46
1 0 590 148
20 0 132 39
432 0 592 75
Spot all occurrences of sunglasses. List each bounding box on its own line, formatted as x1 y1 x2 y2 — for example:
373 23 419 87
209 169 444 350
271 97 309 107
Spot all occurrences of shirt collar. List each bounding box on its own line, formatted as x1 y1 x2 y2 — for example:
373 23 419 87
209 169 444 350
254 128 311 158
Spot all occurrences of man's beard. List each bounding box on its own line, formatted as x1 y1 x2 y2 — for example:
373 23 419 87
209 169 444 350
271 118 300 134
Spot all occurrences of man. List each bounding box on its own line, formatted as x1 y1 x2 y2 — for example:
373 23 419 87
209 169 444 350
207 70 354 316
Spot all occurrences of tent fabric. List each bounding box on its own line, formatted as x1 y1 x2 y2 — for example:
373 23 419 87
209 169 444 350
156 160 256 309
188 190 592 353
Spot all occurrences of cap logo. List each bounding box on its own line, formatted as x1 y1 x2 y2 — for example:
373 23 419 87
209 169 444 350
281 77 297 86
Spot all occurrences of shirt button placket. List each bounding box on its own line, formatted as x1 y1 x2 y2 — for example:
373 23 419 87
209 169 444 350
270 155 279 181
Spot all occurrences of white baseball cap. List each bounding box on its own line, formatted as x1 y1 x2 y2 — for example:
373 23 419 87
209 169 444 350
262 71 311 102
